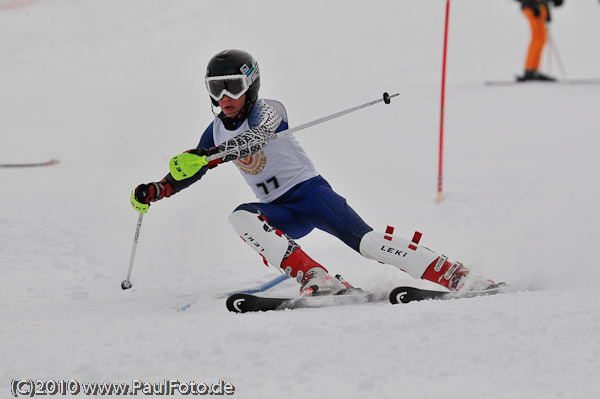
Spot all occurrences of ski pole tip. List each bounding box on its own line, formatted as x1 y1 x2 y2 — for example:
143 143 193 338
383 92 399 104
121 280 133 290
383 92 391 104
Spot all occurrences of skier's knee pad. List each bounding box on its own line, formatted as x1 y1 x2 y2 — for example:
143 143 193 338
359 230 438 278
228 209 292 268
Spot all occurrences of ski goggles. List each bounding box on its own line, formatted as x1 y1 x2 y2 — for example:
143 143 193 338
205 74 252 101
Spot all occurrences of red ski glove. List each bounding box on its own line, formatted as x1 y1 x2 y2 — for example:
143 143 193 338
134 178 174 204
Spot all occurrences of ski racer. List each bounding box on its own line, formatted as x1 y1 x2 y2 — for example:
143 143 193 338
131 49 496 296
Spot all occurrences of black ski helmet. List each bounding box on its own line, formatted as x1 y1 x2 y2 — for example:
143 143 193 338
205 49 260 109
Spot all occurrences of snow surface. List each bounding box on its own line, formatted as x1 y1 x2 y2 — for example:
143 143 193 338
2 0 600 398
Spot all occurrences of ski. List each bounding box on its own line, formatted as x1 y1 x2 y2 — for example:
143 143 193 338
227 284 508 312
0 159 59 168
226 290 382 313
485 78 600 86
389 283 507 304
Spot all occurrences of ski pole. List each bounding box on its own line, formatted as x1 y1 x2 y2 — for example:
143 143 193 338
170 92 398 180
218 274 290 299
547 27 568 80
0 159 59 168
121 213 144 290
207 92 398 163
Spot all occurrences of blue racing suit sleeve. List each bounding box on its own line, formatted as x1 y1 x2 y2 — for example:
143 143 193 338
198 122 216 150
162 123 214 193
274 119 289 134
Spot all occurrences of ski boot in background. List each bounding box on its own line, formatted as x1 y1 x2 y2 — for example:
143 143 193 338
517 69 556 82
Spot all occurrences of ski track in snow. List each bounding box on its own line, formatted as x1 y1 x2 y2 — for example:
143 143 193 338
1 1 600 398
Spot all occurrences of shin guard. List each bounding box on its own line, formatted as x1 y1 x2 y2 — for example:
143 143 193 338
359 230 438 278
228 210 327 282
359 229 472 291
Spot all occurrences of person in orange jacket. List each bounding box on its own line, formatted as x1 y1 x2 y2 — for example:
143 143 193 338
516 0 564 82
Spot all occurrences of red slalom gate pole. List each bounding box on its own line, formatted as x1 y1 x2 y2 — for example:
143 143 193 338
437 0 451 203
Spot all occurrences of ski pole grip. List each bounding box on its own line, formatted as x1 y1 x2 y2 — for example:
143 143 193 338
169 152 208 181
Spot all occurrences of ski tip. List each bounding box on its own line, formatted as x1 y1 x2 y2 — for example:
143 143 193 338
389 286 421 304
226 293 249 313
389 286 448 304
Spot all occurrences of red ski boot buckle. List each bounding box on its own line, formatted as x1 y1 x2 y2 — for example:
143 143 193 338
384 226 395 241
409 231 422 251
